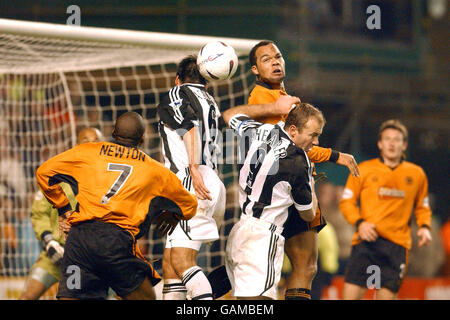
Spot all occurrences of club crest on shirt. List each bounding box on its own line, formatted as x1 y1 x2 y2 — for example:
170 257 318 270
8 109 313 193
169 98 183 110
405 176 413 185
169 98 184 124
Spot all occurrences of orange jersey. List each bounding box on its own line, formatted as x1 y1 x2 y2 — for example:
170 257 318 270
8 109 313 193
36 141 198 238
248 82 336 163
339 158 432 249
248 81 336 230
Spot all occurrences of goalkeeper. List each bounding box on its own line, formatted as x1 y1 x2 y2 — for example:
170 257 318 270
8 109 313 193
19 127 104 300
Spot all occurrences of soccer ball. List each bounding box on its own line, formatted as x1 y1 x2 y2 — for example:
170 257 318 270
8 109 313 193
197 41 238 81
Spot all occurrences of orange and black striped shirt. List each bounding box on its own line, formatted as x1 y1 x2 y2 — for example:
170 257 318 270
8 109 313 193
36 141 198 238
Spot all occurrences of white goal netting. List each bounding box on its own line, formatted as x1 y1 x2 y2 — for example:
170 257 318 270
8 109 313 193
0 19 258 299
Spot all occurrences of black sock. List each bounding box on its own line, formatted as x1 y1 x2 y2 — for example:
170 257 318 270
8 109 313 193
285 288 311 300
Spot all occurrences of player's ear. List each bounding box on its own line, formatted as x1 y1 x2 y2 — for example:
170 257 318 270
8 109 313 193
402 141 408 151
175 75 181 86
251 65 259 76
287 124 297 138
377 140 382 151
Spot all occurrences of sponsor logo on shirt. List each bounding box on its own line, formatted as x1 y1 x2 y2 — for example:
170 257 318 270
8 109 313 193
378 187 405 199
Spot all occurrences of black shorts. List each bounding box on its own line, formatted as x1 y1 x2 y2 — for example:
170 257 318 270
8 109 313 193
282 205 327 240
344 237 408 293
57 220 160 300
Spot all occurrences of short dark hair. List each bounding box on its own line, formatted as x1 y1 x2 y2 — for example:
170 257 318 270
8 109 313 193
285 103 325 132
177 55 207 85
249 40 275 67
112 111 145 147
378 119 408 142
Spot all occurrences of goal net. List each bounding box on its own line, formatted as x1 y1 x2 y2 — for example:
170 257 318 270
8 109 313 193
0 18 258 299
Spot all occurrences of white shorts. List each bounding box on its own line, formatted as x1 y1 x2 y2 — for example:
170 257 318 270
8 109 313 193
225 215 285 299
166 165 226 251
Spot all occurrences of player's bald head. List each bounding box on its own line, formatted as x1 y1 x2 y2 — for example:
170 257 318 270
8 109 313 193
112 111 145 147
77 127 104 145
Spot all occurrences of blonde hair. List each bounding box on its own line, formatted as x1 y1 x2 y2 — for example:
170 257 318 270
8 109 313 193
378 119 408 141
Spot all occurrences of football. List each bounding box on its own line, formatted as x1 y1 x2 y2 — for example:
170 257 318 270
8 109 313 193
197 41 238 81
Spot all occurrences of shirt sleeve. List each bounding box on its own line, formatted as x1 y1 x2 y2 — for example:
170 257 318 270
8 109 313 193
35 146 81 216
30 190 53 240
228 113 263 137
157 88 197 137
307 146 339 163
414 169 432 228
339 172 363 226
156 164 198 220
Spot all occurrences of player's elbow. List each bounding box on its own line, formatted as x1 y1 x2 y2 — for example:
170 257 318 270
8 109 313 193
338 200 351 215
35 165 46 186
183 196 198 220
299 208 315 222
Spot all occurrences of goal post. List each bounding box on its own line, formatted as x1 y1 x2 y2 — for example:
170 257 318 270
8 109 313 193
0 18 259 299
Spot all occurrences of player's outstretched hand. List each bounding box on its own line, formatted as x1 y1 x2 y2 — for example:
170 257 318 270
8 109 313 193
153 210 181 237
274 95 301 116
417 227 432 247
337 153 360 177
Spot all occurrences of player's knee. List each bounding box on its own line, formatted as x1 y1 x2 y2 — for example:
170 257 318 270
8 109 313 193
290 257 317 280
304 262 318 280
287 248 317 269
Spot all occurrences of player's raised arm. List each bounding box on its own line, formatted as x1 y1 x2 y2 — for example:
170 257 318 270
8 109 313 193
222 95 300 125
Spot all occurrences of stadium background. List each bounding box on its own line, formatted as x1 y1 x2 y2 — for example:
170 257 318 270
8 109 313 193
0 0 448 299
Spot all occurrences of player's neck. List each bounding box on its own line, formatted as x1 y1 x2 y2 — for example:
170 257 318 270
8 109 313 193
380 155 402 169
257 79 283 90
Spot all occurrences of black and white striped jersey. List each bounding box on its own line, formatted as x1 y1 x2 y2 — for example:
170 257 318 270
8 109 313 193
157 83 221 174
229 113 313 228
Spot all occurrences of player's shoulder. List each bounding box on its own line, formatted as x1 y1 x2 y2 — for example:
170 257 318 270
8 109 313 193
159 86 181 105
280 143 309 171
251 81 274 93
358 158 380 169
249 82 279 103
401 160 427 176
64 142 101 157
181 83 205 92
145 154 167 170
82 141 110 154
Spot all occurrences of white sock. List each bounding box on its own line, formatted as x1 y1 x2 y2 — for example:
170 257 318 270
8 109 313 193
181 266 213 300
163 279 187 300
153 279 164 300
